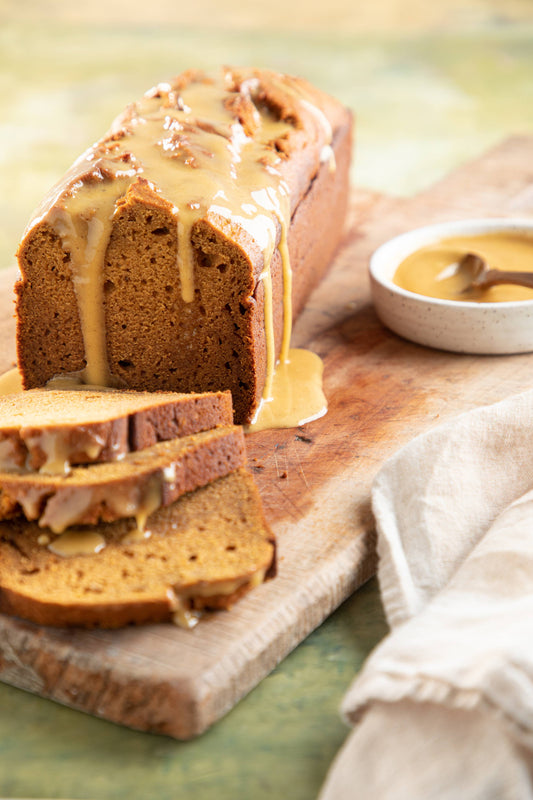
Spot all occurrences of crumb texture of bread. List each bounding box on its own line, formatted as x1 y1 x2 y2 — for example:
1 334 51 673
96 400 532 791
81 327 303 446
0 469 275 628
15 66 352 424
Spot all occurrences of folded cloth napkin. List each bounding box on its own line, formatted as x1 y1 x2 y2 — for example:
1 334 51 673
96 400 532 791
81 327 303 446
319 388 533 800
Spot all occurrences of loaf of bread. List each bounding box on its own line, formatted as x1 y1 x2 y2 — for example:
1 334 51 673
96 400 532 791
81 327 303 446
15 67 352 424
0 387 232 474
0 469 275 628
0 425 246 532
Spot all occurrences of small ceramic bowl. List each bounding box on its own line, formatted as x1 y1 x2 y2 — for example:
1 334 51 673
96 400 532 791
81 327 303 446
369 217 533 354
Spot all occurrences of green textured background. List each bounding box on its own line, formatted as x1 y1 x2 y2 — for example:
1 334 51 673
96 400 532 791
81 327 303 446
1 2 533 797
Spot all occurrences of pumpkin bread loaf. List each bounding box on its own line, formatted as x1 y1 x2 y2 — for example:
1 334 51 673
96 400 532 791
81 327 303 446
0 469 276 628
0 425 246 532
0 387 232 474
15 67 352 424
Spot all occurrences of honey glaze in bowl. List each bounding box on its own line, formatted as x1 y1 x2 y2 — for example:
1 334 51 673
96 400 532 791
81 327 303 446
369 218 533 354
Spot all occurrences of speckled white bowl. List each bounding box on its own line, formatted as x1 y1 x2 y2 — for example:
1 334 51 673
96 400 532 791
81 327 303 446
369 217 533 354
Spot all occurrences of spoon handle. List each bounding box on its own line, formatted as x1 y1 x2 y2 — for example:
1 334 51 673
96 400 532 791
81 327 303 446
479 269 533 290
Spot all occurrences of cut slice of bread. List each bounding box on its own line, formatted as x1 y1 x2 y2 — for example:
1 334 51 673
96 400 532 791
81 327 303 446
0 388 233 474
0 469 275 628
0 425 245 533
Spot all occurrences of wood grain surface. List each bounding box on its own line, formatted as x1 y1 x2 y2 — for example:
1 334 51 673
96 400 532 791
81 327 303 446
1 137 533 740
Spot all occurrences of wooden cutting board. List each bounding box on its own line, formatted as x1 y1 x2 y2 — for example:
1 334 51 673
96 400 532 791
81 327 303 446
1 136 533 740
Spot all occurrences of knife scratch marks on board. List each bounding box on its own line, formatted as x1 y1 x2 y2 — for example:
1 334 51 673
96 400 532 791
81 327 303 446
274 451 284 481
294 449 310 492
274 450 290 482
268 480 305 521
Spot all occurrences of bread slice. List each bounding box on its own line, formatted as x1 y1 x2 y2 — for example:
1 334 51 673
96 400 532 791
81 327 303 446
0 425 245 533
0 469 275 628
0 388 233 474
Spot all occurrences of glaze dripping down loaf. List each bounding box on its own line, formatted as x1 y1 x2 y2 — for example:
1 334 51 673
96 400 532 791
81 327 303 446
15 67 352 423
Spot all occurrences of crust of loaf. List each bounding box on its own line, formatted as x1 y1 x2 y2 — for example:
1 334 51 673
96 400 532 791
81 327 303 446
0 469 275 628
15 68 352 424
0 388 233 471
0 425 246 531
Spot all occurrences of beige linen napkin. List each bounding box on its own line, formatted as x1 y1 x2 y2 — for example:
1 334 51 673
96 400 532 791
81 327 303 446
320 389 533 800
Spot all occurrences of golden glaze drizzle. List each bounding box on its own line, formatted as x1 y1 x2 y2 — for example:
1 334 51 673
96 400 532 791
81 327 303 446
48 177 132 387
168 567 268 628
12 473 165 534
0 426 104 476
120 475 162 541
48 529 106 557
30 68 331 431
0 367 23 396
248 349 327 432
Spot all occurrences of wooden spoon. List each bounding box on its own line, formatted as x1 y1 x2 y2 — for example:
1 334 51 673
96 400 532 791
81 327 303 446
459 252 533 291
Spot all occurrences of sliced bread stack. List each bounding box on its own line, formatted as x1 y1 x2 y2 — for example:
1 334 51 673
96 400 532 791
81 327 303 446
0 389 275 628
